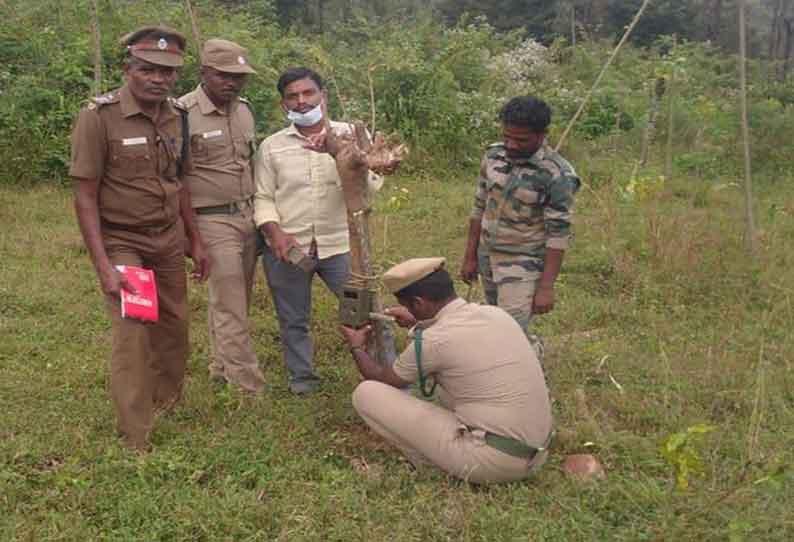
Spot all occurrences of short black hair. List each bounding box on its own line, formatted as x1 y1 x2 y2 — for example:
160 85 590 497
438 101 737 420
499 96 551 133
277 67 323 96
395 269 456 303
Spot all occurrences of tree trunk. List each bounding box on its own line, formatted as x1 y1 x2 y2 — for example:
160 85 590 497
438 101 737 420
706 0 723 43
324 123 406 366
571 3 576 48
638 77 666 168
783 18 794 79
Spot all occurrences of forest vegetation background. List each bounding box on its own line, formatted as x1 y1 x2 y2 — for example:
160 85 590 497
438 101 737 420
1 0 794 540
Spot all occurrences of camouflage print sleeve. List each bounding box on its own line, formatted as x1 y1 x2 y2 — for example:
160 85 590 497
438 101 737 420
470 154 489 220
544 173 581 250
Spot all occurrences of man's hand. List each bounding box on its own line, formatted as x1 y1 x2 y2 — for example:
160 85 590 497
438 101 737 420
188 238 210 282
383 306 417 328
532 285 555 315
264 225 299 262
340 324 372 350
99 267 136 299
460 255 479 284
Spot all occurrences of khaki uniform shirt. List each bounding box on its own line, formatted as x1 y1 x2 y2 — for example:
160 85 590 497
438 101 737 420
179 85 256 208
253 121 383 259
69 85 189 229
393 298 552 448
471 143 580 262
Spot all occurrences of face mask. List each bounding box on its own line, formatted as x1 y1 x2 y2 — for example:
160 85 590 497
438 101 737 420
286 103 323 127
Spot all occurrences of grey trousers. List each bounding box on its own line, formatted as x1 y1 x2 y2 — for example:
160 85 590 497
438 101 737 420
262 246 351 387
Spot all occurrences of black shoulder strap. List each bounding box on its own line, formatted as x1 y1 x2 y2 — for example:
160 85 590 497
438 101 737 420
177 108 188 178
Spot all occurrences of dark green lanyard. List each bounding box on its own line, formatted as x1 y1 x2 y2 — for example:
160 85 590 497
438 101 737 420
414 328 436 398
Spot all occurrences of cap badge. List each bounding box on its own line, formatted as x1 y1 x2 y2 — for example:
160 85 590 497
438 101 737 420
157 38 168 50
238 56 246 65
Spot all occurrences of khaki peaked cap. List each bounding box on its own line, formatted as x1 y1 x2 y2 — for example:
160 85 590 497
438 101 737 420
121 26 186 67
382 257 446 294
201 39 256 74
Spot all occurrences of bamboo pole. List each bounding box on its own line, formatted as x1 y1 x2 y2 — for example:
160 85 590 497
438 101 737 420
555 0 652 152
184 0 202 53
92 0 102 97
738 0 758 254
664 34 677 179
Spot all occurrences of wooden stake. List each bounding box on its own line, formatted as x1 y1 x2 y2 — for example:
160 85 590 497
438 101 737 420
555 0 652 153
92 0 102 97
664 34 677 180
184 0 202 53
738 0 758 255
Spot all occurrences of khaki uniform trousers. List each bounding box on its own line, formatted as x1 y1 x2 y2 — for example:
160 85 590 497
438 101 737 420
196 202 264 392
352 380 545 484
103 222 189 450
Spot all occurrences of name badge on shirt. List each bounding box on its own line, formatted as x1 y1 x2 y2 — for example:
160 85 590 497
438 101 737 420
202 130 223 139
122 137 148 146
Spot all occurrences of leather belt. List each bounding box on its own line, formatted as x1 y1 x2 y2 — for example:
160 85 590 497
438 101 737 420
196 202 239 215
466 426 554 460
195 199 252 216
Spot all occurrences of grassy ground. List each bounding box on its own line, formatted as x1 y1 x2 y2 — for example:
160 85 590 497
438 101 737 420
2 157 793 540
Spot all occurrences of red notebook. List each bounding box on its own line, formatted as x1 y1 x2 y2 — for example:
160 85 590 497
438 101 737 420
115 265 159 322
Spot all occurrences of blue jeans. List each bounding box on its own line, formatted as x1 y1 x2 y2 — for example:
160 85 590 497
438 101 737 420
262 246 351 388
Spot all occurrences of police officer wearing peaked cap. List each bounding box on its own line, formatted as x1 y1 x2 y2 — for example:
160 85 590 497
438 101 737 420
70 25 209 451
339 258 554 484
179 39 265 393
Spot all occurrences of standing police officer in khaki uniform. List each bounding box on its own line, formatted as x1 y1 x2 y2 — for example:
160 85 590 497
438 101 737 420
180 39 264 393
70 27 209 451
339 258 553 484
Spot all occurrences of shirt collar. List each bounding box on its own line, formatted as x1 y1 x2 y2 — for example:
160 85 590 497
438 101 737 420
119 85 143 118
119 85 178 120
414 297 467 330
285 119 339 140
196 84 238 116
499 142 550 167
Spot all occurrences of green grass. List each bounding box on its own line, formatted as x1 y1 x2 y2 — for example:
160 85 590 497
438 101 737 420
2 170 793 541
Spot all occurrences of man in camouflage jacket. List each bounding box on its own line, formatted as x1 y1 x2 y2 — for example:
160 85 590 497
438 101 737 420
460 96 580 358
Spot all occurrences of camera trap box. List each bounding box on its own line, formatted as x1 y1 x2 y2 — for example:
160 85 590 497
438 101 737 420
339 285 374 328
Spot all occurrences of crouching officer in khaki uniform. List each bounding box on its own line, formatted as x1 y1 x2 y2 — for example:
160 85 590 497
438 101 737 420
70 27 209 451
339 258 553 484
179 39 265 393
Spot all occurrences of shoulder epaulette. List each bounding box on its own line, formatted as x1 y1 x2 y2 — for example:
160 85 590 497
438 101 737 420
179 92 199 109
86 91 119 110
169 96 188 111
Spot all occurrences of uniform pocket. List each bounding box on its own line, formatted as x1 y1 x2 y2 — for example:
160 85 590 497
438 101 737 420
109 139 154 177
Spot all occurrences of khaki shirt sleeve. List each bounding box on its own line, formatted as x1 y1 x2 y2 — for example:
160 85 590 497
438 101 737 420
69 107 106 181
253 139 280 227
392 330 444 383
